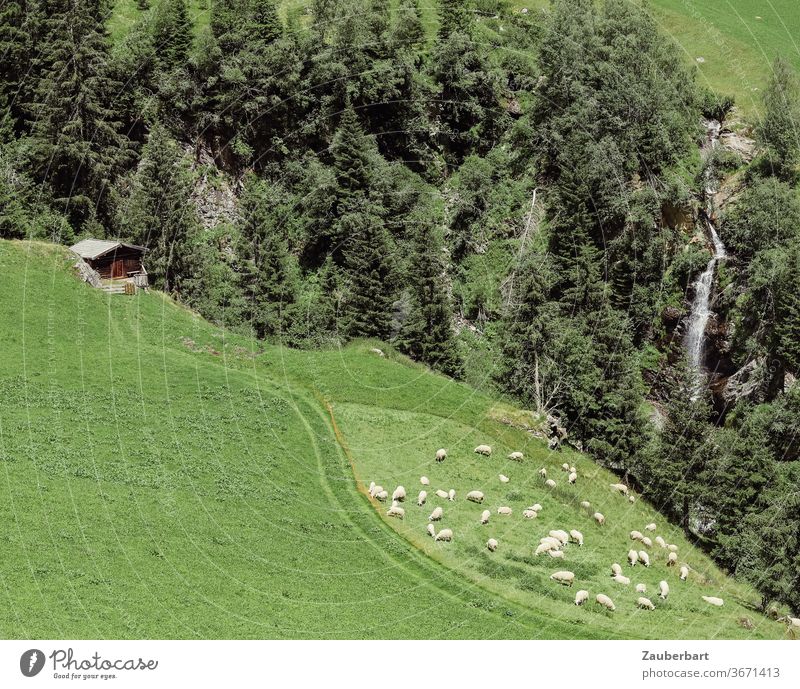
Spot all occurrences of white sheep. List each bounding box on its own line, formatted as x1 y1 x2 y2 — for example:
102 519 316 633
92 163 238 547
580 500 591 509
638 551 650 567
630 530 644 541
531 504 543 512
508 451 524 461
702 596 724 607
420 476 430 486
668 544 678 552
568 472 577 484
679 565 689 581
523 509 538 519
435 448 447 462
594 512 605 525
645 523 656 532
548 549 565 559
435 489 449 499
392 486 406 502
480 509 491 525
613 574 631 585
549 529 569 546
368 481 375 495
783 617 800 629
637 597 655 610
427 523 436 537
375 490 388 501
545 479 557 489
535 542 555 556
629 496 636 503
538 468 547 478
550 571 575 586
641 537 653 548
474 444 492 456
561 463 570 472
611 563 622 576
636 583 647 593
540 536 561 548
569 529 584 546
575 590 589 606
435 528 453 542
387 505 405 519
487 538 498 552
417 490 427 506
570 466 576 473
497 506 512 516
659 580 669 600
429 506 443 521
596 593 615 611
610 483 628 495
655 536 666 548
667 552 678 566
628 549 639 566
498 474 509 483
448 489 456 501
466 490 484 503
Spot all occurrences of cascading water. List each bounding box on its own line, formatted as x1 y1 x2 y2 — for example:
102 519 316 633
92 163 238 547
684 120 727 396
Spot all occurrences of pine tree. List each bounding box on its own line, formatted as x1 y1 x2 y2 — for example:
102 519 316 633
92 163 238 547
437 0 470 40
119 124 195 293
246 0 282 46
151 0 192 74
758 56 800 181
397 222 461 376
393 0 425 53
0 0 27 141
331 101 378 210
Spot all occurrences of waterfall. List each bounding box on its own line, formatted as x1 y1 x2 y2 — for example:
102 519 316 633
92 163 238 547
684 120 727 394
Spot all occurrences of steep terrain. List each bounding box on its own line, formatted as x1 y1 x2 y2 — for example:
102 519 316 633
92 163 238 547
0 240 787 638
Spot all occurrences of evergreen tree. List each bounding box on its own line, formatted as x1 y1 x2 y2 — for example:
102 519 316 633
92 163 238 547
392 0 424 53
437 0 470 40
758 56 800 181
151 0 192 74
331 102 378 210
397 222 461 376
0 0 28 141
118 124 195 293
247 0 282 45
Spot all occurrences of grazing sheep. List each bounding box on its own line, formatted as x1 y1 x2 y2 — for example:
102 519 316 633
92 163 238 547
480 509 491 525
593 512 605 525
641 537 653 548
610 483 629 495
435 489 449 499
628 549 639 566
548 549 565 559
580 500 591 509
628 496 636 503
659 581 669 600
613 574 631 585
538 467 547 478
369 481 376 495
531 504 543 512
435 528 453 542
596 594 615 611
561 463 570 472
645 523 656 532
535 542 555 556
387 505 405 519
575 590 589 606
435 448 447 462
420 476 430 486
679 565 689 581
545 479 557 489
783 617 800 629
448 489 456 501
667 552 678 566
497 506 513 516
522 509 538 519
668 544 678 552
474 444 492 456
487 538 498 552
636 583 647 593
550 571 575 586
637 597 655 610
426 523 435 538
508 451 524 461
499 474 509 483
417 490 427 506
549 529 569 546
392 486 406 502
429 506 443 521
630 530 644 541
638 551 650 567
569 529 584 546
655 536 666 548
702 596 724 607
375 490 388 501
611 563 622 576
540 537 561 549
466 490 484 503
568 472 577 484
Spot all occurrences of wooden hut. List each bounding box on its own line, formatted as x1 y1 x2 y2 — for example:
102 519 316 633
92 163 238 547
70 239 148 292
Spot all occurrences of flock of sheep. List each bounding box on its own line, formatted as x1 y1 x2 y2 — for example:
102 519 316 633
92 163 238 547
368 443 739 618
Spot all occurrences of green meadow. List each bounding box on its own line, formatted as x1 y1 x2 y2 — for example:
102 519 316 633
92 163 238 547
0 240 789 638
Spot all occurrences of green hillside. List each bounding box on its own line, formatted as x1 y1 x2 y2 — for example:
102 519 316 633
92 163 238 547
0 240 788 639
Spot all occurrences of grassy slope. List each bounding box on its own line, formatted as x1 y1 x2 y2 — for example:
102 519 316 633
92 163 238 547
1 241 784 639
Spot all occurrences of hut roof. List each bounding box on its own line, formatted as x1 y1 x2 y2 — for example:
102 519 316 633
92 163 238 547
69 239 148 260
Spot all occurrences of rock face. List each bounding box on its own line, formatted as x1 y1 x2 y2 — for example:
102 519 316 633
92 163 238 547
184 144 239 231
718 358 768 406
719 130 756 162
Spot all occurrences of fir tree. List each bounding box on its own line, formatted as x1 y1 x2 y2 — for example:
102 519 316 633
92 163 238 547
151 0 192 74
331 102 378 210
246 0 282 46
758 56 800 181
0 0 27 141
437 0 470 40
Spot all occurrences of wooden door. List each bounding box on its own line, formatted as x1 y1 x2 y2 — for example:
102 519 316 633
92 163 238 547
111 258 125 278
